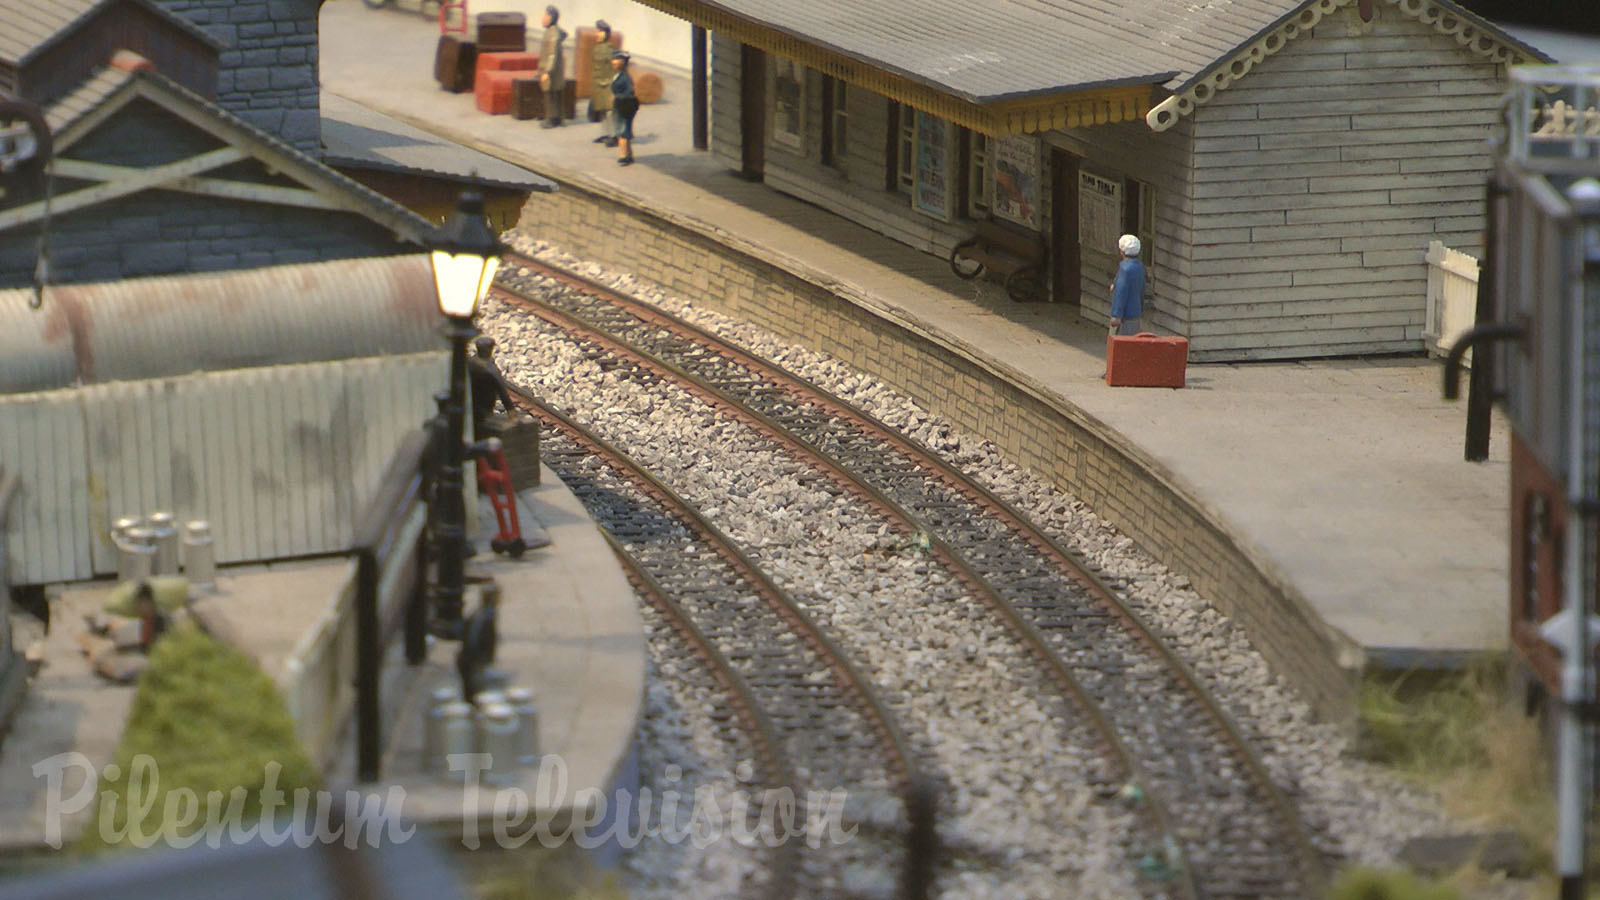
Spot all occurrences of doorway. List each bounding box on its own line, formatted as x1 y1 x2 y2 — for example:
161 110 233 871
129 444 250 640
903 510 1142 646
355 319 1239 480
739 45 765 180
1050 148 1081 308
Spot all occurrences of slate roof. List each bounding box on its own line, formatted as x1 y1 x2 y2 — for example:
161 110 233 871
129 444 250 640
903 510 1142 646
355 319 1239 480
674 0 1546 102
319 93 557 194
0 0 220 67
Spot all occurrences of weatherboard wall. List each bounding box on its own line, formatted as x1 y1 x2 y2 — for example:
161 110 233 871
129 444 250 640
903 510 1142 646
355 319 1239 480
1186 8 1503 361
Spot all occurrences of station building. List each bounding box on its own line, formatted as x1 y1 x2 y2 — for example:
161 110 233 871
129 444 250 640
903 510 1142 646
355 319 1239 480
639 0 1546 360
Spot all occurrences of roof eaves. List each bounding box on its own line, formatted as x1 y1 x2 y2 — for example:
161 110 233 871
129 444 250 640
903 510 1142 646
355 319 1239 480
1147 0 1552 132
322 153 558 194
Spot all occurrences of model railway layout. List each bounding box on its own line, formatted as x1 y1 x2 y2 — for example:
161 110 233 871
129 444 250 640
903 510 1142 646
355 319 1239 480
492 255 1331 897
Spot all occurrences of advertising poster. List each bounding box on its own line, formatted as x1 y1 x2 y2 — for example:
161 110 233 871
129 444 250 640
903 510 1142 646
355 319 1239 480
992 136 1040 230
913 111 952 221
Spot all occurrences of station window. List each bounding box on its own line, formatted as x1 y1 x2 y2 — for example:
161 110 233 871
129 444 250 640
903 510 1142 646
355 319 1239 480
821 77 848 169
966 131 993 219
772 60 805 150
897 107 915 196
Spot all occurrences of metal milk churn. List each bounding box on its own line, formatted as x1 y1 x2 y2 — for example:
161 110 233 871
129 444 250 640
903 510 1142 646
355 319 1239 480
425 700 475 778
118 525 157 583
147 511 179 576
182 520 216 588
475 701 520 783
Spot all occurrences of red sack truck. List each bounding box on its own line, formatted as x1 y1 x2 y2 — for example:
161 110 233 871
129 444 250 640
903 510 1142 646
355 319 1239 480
1106 332 1188 388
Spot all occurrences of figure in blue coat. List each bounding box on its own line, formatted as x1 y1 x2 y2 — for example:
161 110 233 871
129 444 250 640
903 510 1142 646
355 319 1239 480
1109 233 1145 335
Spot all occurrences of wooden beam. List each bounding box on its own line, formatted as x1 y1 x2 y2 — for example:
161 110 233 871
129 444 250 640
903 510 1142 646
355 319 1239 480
0 147 247 230
52 158 350 210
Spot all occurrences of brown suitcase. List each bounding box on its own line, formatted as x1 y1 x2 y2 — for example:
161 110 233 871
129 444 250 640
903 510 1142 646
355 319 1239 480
434 35 477 93
476 11 526 52
511 76 544 120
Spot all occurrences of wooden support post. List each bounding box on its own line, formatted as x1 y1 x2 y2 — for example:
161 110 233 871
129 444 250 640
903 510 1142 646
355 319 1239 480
692 25 708 151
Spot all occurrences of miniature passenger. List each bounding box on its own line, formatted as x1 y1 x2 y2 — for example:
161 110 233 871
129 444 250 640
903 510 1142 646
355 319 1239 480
589 20 618 140
538 5 567 129
468 336 515 439
1109 233 1145 337
610 50 637 166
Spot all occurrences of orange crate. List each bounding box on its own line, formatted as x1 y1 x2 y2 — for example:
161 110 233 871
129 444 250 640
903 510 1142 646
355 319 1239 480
1106 332 1188 388
477 51 539 73
474 69 520 114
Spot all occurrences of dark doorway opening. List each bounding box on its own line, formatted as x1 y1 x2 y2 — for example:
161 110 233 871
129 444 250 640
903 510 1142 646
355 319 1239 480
739 45 765 181
1050 147 1081 308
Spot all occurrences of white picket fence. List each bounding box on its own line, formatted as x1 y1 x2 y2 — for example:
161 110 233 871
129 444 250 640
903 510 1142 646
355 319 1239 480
1424 240 1480 364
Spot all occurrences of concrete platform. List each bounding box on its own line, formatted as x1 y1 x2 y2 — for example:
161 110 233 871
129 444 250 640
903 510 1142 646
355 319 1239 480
0 461 643 852
318 2 1510 677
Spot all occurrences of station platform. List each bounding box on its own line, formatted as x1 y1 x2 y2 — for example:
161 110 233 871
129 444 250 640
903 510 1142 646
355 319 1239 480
317 4 1509 685
0 463 644 852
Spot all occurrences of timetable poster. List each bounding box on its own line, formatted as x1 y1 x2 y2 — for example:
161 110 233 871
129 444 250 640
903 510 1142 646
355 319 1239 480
1079 171 1122 254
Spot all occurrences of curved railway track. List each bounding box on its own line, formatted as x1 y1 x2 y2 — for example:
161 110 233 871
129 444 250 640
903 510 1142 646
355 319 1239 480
517 392 920 898
493 252 1330 898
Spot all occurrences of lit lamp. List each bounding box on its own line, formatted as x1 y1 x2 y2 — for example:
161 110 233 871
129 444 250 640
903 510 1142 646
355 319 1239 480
428 191 505 639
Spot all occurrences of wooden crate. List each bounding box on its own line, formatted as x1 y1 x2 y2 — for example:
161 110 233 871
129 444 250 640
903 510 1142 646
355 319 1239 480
511 76 543 120
475 12 525 52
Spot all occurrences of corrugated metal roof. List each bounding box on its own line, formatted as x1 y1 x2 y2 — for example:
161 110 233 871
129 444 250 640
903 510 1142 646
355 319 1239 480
320 93 557 194
0 0 221 67
42 65 131 132
672 0 1318 101
0 255 445 393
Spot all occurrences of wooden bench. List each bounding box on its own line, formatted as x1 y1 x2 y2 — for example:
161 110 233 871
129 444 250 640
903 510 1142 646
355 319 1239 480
950 219 1046 302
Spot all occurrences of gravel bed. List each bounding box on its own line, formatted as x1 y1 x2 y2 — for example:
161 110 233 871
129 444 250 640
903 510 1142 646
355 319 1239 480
483 270 1152 897
497 235 1464 876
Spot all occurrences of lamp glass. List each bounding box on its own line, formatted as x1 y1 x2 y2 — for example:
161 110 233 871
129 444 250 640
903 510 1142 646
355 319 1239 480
431 250 499 318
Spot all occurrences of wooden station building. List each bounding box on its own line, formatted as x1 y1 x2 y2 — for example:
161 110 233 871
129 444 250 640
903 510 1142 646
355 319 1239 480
643 0 1548 360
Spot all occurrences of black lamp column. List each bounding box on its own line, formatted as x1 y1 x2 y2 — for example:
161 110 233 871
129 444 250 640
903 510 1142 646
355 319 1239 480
428 191 506 640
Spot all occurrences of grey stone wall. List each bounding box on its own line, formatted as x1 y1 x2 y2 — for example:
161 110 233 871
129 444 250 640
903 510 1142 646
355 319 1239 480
155 0 321 153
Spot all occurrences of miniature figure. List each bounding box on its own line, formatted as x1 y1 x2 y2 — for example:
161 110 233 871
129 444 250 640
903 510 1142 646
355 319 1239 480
1109 233 1145 336
610 50 637 166
589 20 618 140
537 6 567 129
467 336 515 439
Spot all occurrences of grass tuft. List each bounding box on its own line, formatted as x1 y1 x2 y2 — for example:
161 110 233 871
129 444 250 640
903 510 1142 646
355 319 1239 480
78 623 319 852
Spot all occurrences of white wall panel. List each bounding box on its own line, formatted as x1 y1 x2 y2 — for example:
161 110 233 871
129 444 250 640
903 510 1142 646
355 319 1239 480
0 352 448 584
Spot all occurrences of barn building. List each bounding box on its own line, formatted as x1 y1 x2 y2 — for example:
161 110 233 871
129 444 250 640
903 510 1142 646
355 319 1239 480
639 0 1547 360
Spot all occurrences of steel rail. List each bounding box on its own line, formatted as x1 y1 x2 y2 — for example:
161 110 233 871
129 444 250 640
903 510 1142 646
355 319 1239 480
602 530 801 900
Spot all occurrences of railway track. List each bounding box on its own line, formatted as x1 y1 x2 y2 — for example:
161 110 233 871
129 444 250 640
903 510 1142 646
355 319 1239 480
517 393 920 898
493 253 1331 898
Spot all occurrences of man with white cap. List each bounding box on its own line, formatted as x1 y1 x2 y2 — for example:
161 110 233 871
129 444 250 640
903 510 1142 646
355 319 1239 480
1109 233 1145 336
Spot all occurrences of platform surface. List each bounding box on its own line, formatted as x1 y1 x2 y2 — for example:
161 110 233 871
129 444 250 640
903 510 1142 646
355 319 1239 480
0 461 642 851
319 2 1510 666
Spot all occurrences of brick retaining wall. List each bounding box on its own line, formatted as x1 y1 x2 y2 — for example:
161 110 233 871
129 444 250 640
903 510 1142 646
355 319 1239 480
523 178 1363 725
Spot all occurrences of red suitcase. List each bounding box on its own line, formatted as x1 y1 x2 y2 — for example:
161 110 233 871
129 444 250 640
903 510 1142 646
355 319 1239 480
1106 332 1188 388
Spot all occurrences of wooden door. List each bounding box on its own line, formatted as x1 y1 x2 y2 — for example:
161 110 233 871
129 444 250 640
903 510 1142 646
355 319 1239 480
739 45 765 180
1050 148 1081 308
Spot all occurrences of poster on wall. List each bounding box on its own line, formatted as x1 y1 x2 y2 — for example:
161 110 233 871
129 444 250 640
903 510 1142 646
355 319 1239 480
992 135 1040 230
913 111 952 221
1079 171 1122 254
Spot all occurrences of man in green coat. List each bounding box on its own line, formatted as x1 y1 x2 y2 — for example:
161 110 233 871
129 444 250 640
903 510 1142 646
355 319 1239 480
537 5 566 128
589 19 617 137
